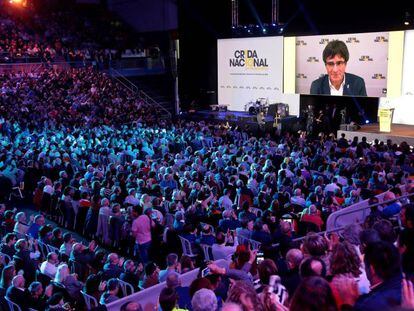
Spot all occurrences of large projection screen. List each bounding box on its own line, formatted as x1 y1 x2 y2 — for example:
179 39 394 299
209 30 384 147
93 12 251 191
295 32 389 97
218 36 283 111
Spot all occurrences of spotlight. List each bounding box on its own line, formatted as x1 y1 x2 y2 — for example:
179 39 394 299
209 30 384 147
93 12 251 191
365 120 370 124
279 27 284 33
262 28 267 33
256 25 260 28
272 23 276 27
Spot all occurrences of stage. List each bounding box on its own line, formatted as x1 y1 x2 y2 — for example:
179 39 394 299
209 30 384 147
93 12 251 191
338 124 414 145
180 110 304 133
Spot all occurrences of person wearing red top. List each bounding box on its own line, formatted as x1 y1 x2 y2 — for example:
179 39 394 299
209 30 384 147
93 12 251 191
301 205 324 231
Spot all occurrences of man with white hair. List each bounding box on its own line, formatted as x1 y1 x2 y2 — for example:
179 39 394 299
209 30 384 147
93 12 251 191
6 275 31 309
191 288 218 311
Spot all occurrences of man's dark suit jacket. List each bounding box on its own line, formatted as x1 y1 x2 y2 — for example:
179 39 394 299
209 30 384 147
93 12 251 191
310 73 367 96
6 286 31 311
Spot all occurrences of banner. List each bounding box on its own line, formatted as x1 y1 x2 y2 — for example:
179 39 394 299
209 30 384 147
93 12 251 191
218 36 283 111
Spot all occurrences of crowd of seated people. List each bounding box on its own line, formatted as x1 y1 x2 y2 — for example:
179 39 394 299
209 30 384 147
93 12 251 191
0 2 160 64
0 53 413 309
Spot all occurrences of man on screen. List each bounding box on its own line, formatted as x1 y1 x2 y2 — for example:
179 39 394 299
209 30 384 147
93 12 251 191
310 40 367 96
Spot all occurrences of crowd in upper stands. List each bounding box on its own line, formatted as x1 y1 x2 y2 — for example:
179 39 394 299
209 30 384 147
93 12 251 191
0 1 413 311
0 1 159 64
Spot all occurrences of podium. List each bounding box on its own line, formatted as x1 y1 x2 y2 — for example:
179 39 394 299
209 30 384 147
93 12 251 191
378 108 394 132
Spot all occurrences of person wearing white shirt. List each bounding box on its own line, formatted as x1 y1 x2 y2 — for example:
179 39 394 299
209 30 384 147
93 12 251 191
212 231 239 260
325 177 341 194
218 189 233 210
40 252 59 278
290 188 306 208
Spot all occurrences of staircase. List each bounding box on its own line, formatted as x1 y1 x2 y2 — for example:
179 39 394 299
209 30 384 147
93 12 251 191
109 68 173 119
131 74 175 117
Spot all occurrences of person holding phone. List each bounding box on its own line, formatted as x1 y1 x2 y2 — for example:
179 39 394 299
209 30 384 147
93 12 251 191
310 40 367 97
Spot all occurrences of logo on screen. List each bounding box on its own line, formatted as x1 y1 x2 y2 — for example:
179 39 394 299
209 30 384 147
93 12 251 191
307 57 319 63
319 39 330 45
230 50 269 68
359 55 373 61
374 36 388 42
346 37 360 43
372 74 386 80
296 40 307 46
296 73 307 79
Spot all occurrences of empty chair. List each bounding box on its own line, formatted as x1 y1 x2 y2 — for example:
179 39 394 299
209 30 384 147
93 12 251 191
178 236 197 258
117 278 134 297
5 296 22 311
200 244 214 261
80 290 98 310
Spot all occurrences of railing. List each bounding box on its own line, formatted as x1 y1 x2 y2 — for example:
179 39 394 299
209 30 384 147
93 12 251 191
326 184 413 230
110 68 138 93
269 184 413 249
139 89 172 119
106 259 229 311
109 68 172 119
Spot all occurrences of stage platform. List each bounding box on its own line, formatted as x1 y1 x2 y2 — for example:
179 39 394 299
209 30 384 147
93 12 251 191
180 110 303 132
338 124 414 145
